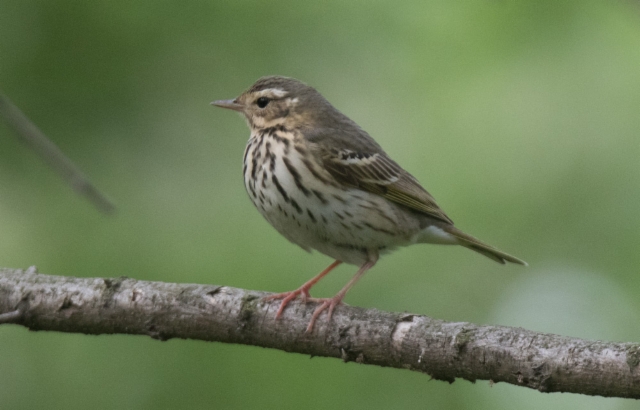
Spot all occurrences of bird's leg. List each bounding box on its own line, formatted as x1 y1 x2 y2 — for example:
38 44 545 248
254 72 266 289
306 257 377 333
265 260 342 319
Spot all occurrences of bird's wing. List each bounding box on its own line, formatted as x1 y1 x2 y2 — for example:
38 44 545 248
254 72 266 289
318 147 453 224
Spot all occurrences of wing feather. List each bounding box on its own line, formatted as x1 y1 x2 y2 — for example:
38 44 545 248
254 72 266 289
319 148 453 224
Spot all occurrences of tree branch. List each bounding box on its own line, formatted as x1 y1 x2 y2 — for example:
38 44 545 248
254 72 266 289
1 267 638 399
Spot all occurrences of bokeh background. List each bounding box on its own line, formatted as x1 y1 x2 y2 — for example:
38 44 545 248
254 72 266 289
1 1 640 409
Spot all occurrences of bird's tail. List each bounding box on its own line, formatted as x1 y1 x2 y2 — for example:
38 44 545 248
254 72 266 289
443 225 527 266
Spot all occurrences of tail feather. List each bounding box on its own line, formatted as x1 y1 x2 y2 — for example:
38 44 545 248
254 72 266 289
443 226 527 266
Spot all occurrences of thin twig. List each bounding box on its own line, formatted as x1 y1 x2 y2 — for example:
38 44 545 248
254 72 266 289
0 92 115 214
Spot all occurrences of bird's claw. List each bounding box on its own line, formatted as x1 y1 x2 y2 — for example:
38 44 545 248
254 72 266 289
305 296 344 333
265 290 344 332
264 287 312 318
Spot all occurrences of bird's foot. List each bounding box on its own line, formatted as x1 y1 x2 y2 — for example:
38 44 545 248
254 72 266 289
264 286 312 318
305 295 345 333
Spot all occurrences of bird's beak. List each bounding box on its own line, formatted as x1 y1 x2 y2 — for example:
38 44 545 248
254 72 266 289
211 99 244 112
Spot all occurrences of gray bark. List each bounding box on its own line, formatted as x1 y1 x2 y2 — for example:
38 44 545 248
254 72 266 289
1 267 639 399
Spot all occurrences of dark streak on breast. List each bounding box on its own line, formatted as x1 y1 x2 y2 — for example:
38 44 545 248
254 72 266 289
283 156 311 197
272 174 290 203
290 198 303 214
332 194 347 204
251 155 258 180
269 153 276 172
312 190 328 205
306 209 317 223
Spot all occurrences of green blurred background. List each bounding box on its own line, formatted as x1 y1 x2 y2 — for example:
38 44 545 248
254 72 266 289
1 0 640 408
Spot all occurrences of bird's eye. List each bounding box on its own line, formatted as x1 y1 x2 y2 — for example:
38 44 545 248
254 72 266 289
256 97 270 108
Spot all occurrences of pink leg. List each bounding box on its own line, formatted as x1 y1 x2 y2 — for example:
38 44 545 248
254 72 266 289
306 258 377 333
265 260 342 318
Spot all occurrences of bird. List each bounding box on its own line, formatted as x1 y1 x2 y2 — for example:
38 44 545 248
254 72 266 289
212 76 526 332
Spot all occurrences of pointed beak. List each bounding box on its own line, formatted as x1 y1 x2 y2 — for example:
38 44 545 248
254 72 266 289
211 99 244 112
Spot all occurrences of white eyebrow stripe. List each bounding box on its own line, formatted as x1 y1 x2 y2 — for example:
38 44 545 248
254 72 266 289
255 88 288 98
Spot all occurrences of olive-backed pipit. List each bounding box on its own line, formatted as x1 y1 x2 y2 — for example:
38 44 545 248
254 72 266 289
213 76 526 332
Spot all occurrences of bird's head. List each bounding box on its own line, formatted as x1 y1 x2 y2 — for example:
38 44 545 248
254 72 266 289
212 76 332 130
